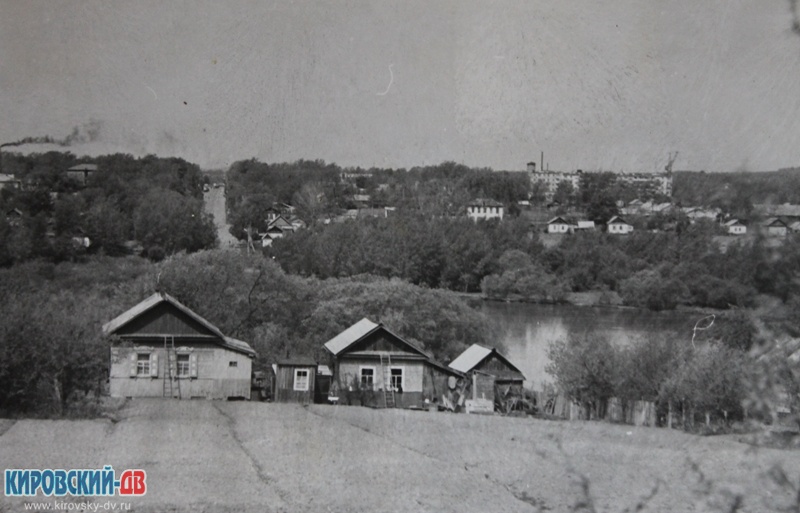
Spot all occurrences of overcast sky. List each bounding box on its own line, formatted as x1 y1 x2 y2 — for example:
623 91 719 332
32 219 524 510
1 1 799 172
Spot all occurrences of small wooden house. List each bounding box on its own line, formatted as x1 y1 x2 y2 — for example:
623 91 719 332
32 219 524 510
607 215 634 234
103 292 256 400
724 219 747 235
547 216 572 234
448 344 526 398
274 358 317 404
763 217 788 237
323 318 462 409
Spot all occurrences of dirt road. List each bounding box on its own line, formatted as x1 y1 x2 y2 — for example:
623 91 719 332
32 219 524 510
204 186 239 249
1 400 798 512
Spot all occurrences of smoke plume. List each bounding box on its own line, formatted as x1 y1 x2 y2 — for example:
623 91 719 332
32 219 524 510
0 120 102 149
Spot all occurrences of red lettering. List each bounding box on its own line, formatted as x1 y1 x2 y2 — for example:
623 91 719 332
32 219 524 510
119 469 146 496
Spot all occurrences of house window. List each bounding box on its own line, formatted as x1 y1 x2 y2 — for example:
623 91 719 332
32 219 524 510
136 353 150 376
390 367 403 392
294 369 309 391
360 367 375 388
176 354 190 377
229 361 238 368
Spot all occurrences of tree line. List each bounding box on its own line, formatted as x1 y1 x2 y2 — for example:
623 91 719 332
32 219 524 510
0 152 217 265
269 210 800 311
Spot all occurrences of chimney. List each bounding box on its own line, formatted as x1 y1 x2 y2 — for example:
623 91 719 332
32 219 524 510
527 162 536 173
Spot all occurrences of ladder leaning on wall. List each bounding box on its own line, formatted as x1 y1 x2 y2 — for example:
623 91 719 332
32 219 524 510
162 336 181 399
379 353 396 409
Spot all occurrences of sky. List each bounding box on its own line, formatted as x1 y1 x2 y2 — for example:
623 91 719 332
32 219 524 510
1 0 799 173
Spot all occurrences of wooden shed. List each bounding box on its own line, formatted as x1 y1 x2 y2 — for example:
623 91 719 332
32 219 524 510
449 344 526 390
274 358 317 404
323 318 462 409
103 292 256 400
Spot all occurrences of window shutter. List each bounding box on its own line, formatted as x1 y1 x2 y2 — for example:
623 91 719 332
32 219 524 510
150 353 159 378
129 352 138 377
189 353 198 378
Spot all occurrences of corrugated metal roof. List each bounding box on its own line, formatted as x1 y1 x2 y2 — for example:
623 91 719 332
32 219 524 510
323 318 379 355
102 292 256 356
448 344 493 373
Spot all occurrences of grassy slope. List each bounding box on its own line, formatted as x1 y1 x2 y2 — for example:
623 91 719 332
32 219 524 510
1 400 798 513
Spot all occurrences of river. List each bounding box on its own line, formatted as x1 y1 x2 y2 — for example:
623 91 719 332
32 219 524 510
480 302 705 390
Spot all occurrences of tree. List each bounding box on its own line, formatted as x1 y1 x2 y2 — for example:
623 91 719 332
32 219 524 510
546 335 619 419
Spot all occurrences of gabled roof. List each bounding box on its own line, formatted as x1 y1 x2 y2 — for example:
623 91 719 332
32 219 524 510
268 215 293 229
448 343 525 379
449 344 493 373
764 217 788 227
547 216 570 225
324 318 380 356
102 292 256 356
724 219 744 226
324 317 464 376
607 215 630 225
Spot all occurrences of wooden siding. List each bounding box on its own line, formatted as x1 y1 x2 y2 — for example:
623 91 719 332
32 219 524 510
275 365 315 404
474 353 524 383
109 342 251 400
115 303 215 338
473 373 496 402
337 358 424 393
345 330 421 356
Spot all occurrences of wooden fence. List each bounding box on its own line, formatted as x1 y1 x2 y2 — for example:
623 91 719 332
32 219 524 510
538 393 658 427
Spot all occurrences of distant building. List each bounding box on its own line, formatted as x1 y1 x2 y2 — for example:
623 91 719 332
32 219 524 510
575 220 596 232
467 198 504 222
0 173 21 190
724 219 747 235
528 162 672 201
763 218 788 237
66 163 98 186
607 215 634 234
547 216 572 234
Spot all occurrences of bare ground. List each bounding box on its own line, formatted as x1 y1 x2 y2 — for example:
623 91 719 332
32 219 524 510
1 400 798 512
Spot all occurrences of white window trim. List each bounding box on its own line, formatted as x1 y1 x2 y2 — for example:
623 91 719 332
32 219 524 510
294 368 309 391
136 353 151 376
359 366 376 389
176 353 191 378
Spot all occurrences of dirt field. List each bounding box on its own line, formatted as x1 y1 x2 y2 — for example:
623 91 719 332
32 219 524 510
1 400 798 512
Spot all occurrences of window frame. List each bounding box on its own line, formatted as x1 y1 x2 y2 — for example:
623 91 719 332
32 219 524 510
176 353 190 378
136 353 151 376
359 366 375 389
389 366 404 392
294 368 310 391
